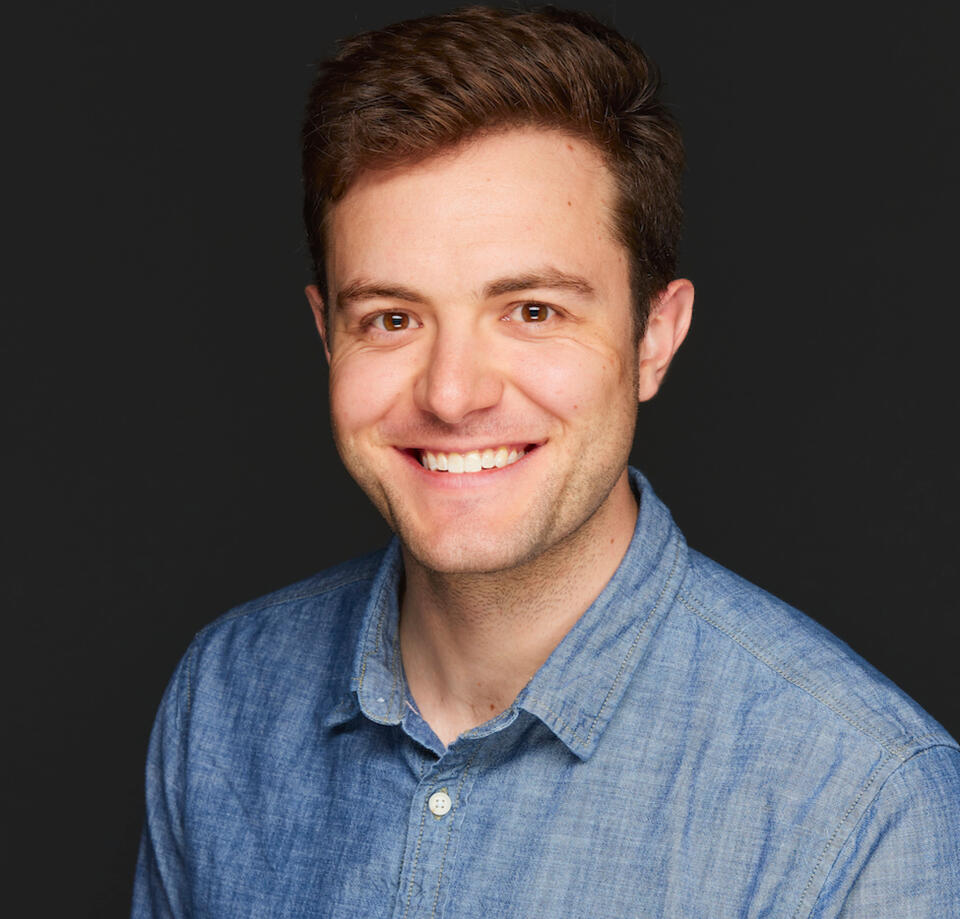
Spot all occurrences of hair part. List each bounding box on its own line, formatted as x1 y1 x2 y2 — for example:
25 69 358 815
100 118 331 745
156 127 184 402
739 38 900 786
302 5 684 339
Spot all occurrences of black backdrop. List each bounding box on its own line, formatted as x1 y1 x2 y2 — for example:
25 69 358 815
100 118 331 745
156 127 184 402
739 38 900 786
7 1 959 914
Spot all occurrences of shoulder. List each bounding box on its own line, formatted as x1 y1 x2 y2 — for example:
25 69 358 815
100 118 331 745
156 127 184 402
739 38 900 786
199 547 385 641
197 549 386 639
810 743 960 914
173 548 387 714
672 548 956 763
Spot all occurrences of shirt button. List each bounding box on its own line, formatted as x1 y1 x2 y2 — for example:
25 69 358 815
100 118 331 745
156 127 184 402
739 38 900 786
428 790 452 816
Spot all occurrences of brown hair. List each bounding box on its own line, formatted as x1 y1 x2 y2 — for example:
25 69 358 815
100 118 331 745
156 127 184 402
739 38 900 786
301 5 684 337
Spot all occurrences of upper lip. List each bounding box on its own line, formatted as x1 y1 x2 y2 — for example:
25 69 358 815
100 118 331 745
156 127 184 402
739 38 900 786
398 442 542 453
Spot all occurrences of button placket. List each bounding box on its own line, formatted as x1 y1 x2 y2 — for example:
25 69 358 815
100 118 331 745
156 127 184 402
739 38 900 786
393 746 483 919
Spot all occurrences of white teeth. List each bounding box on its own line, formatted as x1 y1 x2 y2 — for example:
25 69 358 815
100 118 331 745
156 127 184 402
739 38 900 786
418 445 530 474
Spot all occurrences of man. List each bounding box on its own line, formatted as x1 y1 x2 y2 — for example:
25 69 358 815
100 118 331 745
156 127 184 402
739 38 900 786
132 7 960 917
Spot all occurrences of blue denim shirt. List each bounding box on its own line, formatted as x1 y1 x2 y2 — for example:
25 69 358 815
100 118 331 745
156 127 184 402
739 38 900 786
132 468 960 918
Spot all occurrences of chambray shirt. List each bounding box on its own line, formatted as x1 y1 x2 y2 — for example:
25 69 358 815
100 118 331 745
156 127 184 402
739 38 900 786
132 468 960 918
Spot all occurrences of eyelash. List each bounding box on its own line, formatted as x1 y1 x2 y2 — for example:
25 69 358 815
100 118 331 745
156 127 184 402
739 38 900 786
359 301 560 333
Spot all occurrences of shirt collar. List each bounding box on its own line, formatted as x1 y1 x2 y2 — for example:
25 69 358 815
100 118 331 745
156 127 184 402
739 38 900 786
345 467 687 760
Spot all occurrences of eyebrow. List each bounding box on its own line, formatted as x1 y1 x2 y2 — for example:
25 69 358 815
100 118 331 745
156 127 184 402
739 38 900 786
336 280 426 311
482 268 596 299
335 266 596 312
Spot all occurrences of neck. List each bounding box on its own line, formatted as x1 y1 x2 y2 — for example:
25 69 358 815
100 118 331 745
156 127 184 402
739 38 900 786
399 470 638 747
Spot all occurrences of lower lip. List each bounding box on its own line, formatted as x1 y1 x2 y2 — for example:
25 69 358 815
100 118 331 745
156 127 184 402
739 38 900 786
396 446 541 489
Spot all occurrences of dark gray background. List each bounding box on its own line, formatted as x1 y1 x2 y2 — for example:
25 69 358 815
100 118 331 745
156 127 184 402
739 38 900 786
7 1 958 914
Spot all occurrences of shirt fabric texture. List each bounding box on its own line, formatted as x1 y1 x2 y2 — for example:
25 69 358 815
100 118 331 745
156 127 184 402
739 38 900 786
132 468 960 918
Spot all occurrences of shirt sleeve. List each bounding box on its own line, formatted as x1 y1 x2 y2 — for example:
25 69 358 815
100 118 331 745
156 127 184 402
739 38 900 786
810 744 960 918
130 644 196 919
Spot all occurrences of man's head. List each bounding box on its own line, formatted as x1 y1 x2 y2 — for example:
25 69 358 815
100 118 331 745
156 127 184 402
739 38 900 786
302 5 685 340
302 7 693 577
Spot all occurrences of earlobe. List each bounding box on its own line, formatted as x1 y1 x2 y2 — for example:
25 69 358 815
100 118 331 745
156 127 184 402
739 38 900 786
636 278 694 403
305 284 331 362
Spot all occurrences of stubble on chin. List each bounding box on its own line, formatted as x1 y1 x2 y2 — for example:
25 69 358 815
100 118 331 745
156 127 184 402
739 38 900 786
385 456 629 582
385 486 560 577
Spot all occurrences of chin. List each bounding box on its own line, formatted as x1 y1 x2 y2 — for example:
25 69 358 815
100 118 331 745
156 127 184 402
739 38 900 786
400 526 541 576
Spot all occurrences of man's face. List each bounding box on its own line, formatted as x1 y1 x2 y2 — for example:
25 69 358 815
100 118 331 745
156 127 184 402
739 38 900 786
314 128 650 574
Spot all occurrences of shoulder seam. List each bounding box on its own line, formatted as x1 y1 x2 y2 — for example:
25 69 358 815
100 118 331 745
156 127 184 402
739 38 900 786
193 569 376 641
792 753 895 919
181 567 376 718
900 740 960 763
676 589 925 762
803 742 960 918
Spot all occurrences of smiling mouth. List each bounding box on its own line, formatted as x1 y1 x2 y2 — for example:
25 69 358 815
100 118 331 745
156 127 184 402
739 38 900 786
406 444 538 473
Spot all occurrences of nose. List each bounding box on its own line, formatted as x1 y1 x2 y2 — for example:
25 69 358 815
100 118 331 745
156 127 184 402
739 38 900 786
414 322 504 424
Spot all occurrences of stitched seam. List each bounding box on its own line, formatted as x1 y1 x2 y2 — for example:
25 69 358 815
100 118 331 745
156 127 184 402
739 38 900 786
357 565 395 694
585 538 683 744
195 571 375 638
676 592 911 760
523 537 683 751
790 755 892 919
389 617 403 719
430 748 481 919
184 641 196 721
460 708 519 740
518 699 584 745
808 745 960 917
392 757 428 908
900 742 960 763
903 731 951 748
401 787 430 919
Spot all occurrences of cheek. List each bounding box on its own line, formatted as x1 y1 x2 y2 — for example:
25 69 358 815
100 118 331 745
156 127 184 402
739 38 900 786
511 341 631 417
329 352 411 437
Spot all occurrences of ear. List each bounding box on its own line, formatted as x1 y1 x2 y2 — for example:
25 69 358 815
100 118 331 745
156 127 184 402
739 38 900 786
637 278 694 402
305 284 331 363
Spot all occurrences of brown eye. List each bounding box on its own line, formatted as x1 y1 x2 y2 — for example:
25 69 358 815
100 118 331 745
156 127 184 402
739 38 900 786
373 312 411 331
519 303 552 322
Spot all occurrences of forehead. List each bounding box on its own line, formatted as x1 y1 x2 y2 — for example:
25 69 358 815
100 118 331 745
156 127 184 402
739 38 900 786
326 128 628 297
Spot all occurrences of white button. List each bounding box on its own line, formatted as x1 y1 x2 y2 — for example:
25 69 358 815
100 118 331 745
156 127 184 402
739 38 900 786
428 790 452 816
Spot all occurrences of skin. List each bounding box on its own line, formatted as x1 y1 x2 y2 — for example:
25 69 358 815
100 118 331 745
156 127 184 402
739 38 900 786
306 128 693 746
